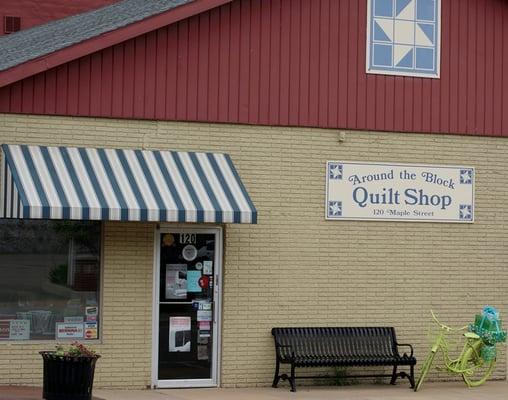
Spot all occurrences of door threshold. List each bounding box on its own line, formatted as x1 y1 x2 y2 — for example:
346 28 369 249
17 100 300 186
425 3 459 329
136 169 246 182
155 379 218 389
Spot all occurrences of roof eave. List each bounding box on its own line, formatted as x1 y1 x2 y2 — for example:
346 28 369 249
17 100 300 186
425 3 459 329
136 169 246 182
0 0 233 88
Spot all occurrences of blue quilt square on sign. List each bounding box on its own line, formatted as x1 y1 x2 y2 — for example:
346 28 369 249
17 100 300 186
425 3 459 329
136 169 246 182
459 169 473 184
374 0 393 17
417 0 435 21
328 163 343 180
328 201 342 217
373 44 393 67
374 19 393 42
417 22 435 45
459 204 472 221
415 47 434 70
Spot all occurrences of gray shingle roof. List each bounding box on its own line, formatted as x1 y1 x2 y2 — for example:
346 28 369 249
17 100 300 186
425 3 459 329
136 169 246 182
0 0 195 72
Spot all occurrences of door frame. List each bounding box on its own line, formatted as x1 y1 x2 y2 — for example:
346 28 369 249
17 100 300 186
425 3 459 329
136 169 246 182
151 225 223 389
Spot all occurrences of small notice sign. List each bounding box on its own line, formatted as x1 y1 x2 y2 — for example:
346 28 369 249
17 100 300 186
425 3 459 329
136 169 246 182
326 161 475 223
84 322 98 339
169 317 191 352
56 323 84 339
0 320 11 339
64 316 84 323
9 320 30 340
0 319 30 340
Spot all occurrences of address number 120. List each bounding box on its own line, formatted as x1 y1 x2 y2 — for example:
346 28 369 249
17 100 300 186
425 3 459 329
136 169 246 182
179 233 196 244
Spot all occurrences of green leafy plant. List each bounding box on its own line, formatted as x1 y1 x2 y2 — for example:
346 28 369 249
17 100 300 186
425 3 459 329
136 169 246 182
54 341 97 358
373 375 387 385
331 367 358 386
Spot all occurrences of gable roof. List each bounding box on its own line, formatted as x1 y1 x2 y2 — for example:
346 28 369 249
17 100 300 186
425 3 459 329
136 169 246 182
0 0 193 72
0 0 233 87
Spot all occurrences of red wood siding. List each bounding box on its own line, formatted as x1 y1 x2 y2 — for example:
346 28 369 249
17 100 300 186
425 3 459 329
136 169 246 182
1 0 507 137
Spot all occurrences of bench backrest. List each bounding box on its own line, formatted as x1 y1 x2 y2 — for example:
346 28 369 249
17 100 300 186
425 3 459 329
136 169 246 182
271 327 399 359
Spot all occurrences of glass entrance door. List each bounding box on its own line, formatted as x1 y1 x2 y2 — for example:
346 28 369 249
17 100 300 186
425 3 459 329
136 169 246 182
155 229 221 388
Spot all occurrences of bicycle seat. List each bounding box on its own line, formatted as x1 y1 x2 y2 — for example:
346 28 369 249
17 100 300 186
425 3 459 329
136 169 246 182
464 332 480 339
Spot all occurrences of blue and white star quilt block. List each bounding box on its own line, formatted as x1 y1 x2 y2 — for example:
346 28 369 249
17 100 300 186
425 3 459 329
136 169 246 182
367 0 440 78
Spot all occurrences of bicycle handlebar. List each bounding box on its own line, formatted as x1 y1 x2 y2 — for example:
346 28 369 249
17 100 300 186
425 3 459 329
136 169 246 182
430 310 469 332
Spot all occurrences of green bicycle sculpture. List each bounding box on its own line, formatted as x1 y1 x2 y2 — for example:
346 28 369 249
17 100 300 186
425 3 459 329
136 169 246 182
415 306 506 392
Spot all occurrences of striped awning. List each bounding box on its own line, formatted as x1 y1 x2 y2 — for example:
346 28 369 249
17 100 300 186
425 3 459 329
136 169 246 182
0 144 257 224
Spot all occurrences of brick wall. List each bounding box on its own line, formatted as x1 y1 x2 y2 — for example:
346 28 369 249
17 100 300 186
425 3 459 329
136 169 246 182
0 113 506 388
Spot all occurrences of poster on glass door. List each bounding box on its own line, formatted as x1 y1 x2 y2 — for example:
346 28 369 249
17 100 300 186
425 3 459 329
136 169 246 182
165 264 187 299
169 317 191 352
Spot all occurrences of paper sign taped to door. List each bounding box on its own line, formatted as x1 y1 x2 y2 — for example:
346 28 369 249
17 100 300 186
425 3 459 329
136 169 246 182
197 336 208 344
203 261 213 275
197 310 212 322
166 264 187 299
187 270 202 293
198 321 210 330
197 345 209 360
199 330 211 338
192 300 211 310
169 317 191 352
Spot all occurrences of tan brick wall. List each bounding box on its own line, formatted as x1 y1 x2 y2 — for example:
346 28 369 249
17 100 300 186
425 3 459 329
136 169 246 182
0 113 506 389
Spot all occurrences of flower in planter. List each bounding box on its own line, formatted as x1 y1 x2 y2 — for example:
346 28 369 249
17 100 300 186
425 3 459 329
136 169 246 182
54 341 98 357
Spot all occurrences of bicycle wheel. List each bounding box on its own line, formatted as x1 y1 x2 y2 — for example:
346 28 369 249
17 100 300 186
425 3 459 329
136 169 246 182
460 356 496 387
459 344 496 387
414 350 437 392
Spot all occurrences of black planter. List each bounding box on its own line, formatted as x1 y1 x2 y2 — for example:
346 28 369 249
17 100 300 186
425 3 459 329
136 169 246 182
40 351 100 400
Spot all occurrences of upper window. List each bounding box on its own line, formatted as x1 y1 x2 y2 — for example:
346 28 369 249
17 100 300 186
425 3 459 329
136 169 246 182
0 220 101 341
366 0 440 78
3 16 21 34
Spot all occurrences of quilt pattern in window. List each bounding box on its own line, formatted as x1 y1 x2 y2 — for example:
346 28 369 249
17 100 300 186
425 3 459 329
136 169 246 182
367 0 440 78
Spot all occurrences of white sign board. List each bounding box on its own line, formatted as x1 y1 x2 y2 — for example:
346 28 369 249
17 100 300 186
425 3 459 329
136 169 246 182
56 323 84 339
9 320 30 340
326 161 474 223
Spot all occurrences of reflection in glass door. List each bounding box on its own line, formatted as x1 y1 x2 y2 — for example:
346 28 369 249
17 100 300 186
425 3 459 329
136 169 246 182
154 229 221 387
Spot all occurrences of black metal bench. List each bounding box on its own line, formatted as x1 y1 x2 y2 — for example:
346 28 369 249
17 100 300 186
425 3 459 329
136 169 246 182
271 327 416 392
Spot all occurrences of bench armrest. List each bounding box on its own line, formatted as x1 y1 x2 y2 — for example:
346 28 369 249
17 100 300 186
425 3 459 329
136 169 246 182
396 342 414 357
274 342 295 361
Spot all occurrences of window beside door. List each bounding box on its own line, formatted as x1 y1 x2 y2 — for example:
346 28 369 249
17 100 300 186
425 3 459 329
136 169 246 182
0 220 101 341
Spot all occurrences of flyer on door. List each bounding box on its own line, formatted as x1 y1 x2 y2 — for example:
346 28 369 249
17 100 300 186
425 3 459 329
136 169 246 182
169 316 191 352
165 264 187 299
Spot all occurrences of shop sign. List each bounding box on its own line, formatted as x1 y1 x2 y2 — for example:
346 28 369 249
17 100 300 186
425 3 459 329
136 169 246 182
326 161 475 223
56 323 84 339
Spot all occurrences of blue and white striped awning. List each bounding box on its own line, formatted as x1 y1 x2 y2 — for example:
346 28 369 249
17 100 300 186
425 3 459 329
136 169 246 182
0 144 257 224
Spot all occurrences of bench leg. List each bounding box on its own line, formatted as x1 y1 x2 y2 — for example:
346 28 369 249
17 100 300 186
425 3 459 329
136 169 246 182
408 365 415 389
272 359 280 388
390 365 398 385
289 363 296 392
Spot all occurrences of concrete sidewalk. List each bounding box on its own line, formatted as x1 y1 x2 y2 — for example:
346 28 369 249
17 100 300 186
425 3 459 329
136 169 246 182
93 381 508 400
2 382 506 400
